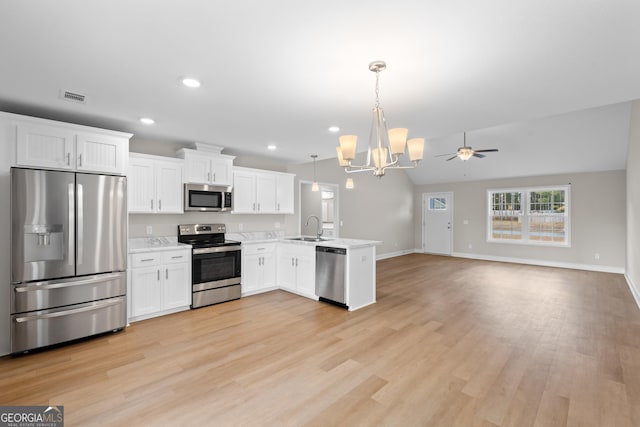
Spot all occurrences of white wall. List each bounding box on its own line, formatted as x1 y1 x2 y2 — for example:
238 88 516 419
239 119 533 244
287 157 416 256
415 170 627 271
627 101 640 300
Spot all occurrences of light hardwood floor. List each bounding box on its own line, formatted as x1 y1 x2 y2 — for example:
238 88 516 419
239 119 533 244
2 254 640 426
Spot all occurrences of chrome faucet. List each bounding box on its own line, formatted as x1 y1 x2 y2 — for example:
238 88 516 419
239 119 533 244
305 215 323 240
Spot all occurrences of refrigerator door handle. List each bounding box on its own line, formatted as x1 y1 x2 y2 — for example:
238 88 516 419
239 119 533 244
68 182 75 266
77 183 83 266
14 298 123 323
14 272 124 292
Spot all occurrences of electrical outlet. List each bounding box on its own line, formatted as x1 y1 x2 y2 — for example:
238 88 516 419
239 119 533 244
463 219 469 225
274 222 280 229
468 243 473 249
146 225 152 235
594 253 600 260
238 223 243 231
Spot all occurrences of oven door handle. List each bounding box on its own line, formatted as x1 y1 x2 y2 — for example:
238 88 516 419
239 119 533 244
192 245 242 255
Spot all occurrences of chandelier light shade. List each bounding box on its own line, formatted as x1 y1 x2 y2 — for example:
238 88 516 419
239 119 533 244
335 61 425 177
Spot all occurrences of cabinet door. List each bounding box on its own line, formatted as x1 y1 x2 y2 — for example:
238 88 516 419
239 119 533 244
163 262 191 309
16 123 75 170
295 246 316 297
242 253 261 293
210 156 233 185
128 157 156 213
130 266 162 317
277 245 297 292
156 161 183 213
256 173 277 213
184 155 211 184
276 174 294 214
233 170 257 213
76 133 127 175
261 251 277 289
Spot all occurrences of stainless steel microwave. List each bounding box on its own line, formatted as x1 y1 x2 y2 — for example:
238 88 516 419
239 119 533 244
184 183 233 212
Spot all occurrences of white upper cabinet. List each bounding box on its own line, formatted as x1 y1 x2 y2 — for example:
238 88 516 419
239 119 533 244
233 166 295 214
176 148 235 185
128 153 183 214
14 117 130 175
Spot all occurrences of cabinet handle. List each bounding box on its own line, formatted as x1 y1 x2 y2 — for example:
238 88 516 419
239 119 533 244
253 203 256 212
295 258 298 267
213 173 216 182
208 172 211 182
171 255 183 259
141 258 154 262
78 153 82 167
66 152 71 166
157 270 160 281
166 269 168 279
257 203 260 212
277 203 280 211
159 199 162 211
150 199 154 210
259 257 262 266
291 257 294 267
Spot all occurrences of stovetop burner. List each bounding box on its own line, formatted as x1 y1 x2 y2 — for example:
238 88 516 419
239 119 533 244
177 223 239 248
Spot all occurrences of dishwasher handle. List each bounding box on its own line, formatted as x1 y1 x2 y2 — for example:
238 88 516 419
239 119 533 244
316 246 346 255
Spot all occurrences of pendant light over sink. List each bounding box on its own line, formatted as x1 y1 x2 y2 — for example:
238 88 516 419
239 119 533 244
335 61 425 178
311 154 319 191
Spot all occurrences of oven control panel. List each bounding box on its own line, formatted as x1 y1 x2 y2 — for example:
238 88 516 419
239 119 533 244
179 224 226 236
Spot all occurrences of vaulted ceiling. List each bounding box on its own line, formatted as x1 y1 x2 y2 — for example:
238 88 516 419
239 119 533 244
1 1 639 184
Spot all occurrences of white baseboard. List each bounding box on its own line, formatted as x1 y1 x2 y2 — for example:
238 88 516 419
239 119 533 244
376 249 415 260
449 251 625 274
625 273 640 310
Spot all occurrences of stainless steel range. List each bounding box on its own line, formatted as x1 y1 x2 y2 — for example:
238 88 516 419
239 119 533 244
178 224 241 308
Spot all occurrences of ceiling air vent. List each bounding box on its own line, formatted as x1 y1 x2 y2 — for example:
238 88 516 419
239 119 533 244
60 90 87 104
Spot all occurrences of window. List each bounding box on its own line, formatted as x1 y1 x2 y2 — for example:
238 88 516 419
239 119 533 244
487 185 570 246
429 196 447 210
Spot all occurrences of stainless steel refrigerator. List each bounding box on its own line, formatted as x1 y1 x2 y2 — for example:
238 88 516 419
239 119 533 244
10 167 127 353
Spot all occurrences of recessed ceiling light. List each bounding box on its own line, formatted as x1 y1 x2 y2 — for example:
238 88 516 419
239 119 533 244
140 117 155 125
182 78 201 88
328 126 340 133
267 144 277 150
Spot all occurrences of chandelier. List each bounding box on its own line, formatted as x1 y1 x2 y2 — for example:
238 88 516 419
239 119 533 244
336 61 425 177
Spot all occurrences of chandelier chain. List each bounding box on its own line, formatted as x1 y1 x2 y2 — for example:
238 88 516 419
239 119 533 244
374 71 380 108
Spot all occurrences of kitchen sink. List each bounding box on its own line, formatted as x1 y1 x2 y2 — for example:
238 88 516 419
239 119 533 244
287 237 332 242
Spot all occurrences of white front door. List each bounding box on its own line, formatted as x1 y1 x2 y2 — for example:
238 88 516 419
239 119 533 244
423 192 453 255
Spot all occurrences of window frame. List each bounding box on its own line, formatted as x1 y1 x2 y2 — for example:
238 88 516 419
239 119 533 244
486 185 571 247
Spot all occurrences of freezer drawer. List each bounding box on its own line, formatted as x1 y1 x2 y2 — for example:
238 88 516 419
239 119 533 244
11 296 126 353
11 271 126 313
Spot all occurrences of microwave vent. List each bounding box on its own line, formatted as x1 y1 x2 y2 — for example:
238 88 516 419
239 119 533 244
60 90 87 104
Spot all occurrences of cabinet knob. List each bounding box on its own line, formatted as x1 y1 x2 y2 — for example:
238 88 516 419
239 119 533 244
159 199 162 211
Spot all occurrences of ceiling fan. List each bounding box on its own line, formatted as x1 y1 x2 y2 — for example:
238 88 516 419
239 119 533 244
436 132 499 161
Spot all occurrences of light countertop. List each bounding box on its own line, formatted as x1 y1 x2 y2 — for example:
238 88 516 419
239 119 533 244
228 231 382 250
128 237 191 253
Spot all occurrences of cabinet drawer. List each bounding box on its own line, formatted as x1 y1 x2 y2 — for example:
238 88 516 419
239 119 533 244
162 250 191 265
242 243 276 256
130 253 162 268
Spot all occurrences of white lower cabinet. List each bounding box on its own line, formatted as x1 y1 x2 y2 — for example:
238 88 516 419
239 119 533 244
277 242 316 299
242 242 277 296
128 248 191 322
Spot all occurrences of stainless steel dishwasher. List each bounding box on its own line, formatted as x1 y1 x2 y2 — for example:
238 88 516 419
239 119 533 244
315 246 347 308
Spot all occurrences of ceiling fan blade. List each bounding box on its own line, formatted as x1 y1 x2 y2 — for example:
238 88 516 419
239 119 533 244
473 148 499 153
435 152 457 157
473 153 486 158
446 155 458 161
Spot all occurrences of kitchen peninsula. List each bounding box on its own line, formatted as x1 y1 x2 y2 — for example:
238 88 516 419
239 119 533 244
229 231 381 311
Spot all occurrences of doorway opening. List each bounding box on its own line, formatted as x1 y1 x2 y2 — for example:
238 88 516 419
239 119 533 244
299 181 339 238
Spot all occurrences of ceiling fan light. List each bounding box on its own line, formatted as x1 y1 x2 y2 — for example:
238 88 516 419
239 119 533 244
336 146 348 166
407 138 424 161
458 147 474 161
339 135 357 160
345 177 354 189
388 128 408 155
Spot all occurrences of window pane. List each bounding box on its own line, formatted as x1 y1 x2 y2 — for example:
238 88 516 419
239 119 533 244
529 190 566 242
429 197 446 210
490 191 522 240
